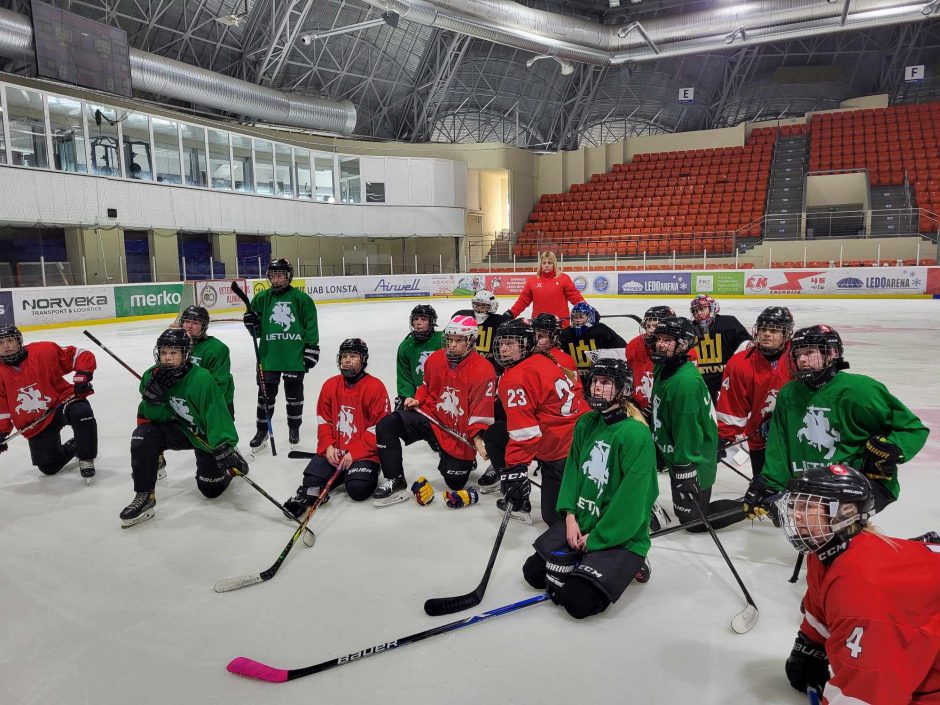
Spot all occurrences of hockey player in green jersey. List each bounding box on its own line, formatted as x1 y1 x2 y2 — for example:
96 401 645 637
180 306 235 415
394 304 444 410
744 324 928 518
650 317 744 531
522 358 658 619
242 259 319 450
120 329 248 528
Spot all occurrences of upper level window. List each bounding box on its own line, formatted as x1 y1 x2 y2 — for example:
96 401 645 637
8 87 48 168
48 95 86 173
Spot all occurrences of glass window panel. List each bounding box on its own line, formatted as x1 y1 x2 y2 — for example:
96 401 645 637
7 88 48 168
47 95 86 173
339 156 361 203
181 124 207 187
254 139 274 195
0 93 6 164
152 118 181 184
294 148 312 199
122 112 153 180
208 130 231 190
86 104 121 176
275 143 293 198
231 134 253 193
314 154 335 202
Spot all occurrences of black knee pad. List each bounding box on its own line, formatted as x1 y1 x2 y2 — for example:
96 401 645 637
438 456 474 490
345 474 378 502
37 463 62 476
197 471 232 498
522 552 547 590
554 575 611 620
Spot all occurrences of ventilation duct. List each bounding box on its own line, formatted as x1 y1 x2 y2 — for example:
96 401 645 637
360 0 936 66
0 7 357 134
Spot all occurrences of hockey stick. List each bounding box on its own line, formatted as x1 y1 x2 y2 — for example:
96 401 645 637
806 687 821 705
414 407 477 452
1 394 75 444
287 450 315 459
227 593 549 682
649 506 744 539
424 501 514 616
83 330 314 545
230 280 277 457
213 465 342 593
228 469 316 547
788 552 804 584
720 456 752 482
692 500 759 634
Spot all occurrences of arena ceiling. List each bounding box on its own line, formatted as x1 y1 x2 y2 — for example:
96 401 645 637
2 0 940 149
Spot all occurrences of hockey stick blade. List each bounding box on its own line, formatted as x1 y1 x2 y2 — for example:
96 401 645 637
288 450 315 459
731 604 759 634
227 593 549 683
788 552 804 584
423 501 514 616
215 574 264 593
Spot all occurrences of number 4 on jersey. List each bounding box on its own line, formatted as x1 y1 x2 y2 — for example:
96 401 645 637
845 625 864 659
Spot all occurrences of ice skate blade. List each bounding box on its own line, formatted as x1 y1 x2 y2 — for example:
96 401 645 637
373 492 409 508
121 508 155 528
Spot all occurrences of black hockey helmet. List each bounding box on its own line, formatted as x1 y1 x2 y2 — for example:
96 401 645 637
493 318 536 369
649 316 697 363
789 324 847 389
337 338 369 380
0 324 25 365
752 306 794 355
267 258 294 292
409 304 438 341
532 313 561 348
153 328 193 368
585 358 632 412
642 305 676 333
778 464 874 560
180 305 210 340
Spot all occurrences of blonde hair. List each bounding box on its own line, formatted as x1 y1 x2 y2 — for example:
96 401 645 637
538 251 560 278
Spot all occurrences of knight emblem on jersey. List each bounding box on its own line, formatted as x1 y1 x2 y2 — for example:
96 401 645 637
582 440 610 494
270 301 295 331
761 389 778 417
15 384 51 414
635 371 653 402
796 405 841 460
168 396 196 429
651 394 662 434
415 350 434 377
436 386 464 422
337 404 357 442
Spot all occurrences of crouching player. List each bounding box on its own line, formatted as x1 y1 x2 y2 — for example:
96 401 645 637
522 359 658 619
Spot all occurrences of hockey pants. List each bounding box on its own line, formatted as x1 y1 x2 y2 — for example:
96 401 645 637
28 399 97 475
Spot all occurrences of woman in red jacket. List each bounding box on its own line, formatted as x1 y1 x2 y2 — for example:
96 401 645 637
507 251 585 326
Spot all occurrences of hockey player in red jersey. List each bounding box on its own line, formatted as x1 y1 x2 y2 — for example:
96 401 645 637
0 324 98 483
373 314 495 507
282 339 390 515
488 318 587 525
532 313 577 371
715 306 794 476
777 464 940 705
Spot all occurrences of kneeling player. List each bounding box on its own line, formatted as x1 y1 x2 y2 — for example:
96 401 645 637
522 359 658 619
373 315 495 506
283 339 389 515
0 325 98 482
121 329 247 528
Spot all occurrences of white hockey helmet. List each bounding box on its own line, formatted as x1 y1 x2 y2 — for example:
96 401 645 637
471 290 498 323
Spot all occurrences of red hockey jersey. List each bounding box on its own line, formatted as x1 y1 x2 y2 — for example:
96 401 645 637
625 334 698 411
715 342 791 450
499 352 587 465
316 373 390 463
545 346 577 374
0 342 96 439
414 349 496 460
799 531 940 705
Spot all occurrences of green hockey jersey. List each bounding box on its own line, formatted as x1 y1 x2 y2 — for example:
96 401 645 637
395 331 445 398
250 286 319 372
556 411 658 555
763 372 928 499
190 336 234 406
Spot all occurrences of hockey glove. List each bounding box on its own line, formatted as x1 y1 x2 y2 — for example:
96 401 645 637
444 488 479 509
0 431 8 454
861 435 901 483
785 632 830 695
545 547 580 599
411 476 434 505
393 395 406 412
242 311 261 336
743 473 781 521
909 530 940 544
303 344 320 371
717 437 733 461
499 465 531 505
758 416 772 440
214 445 249 477
142 369 176 405
504 310 515 320
73 370 94 398
671 464 701 501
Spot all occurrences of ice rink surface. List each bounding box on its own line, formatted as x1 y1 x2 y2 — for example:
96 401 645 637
0 295 937 705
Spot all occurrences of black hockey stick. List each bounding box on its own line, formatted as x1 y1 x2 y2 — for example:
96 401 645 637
214 465 342 592
414 407 477 452
649 506 743 539
720 456 752 482
227 592 550 682
2 394 75 444
231 280 277 457
788 552 804 584
692 500 759 634
287 450 315 459
83 330 314 545
424 501 514 616
228 468 316 547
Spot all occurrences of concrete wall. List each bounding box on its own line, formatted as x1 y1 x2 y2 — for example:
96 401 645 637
624 124 746 161
806 173 870 208
64 226 125 285
840 94 889 110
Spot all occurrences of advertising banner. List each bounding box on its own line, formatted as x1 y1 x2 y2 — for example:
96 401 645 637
13 285 115 325
364 276 431 299
692 271 745 295
743 267 927 295
484 274 527 296
301 277 360 300
927 267 940 296
250 278 307 296
115 283 186 318
0 290 13 327
617 272 691 295
193 279 247 312
743 270 827 295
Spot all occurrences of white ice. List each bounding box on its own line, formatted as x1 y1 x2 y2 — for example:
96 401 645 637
1 296 937 705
